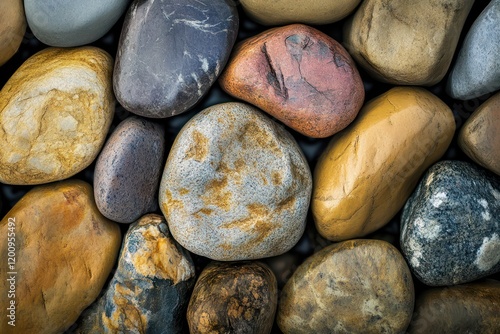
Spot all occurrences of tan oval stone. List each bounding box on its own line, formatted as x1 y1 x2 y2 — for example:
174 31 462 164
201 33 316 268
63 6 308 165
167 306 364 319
0 180 121 334
312 87 455 241
0 47 115 185
0 0 26 66
343 0 474 85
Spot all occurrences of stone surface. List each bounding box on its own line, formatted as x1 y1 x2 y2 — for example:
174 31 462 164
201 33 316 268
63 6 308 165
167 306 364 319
312 87 455 242
0 180 122 334
0 0 26 66
344 0 474 86
401 160 500 286
459 92 500 176
219 24 364 138
77 214 195 334
407 279 500 334
114 0 238 118
94 116 165 223
447 0 500 99
159 102 312 261
187 261 277 334
0 47 115 185
24 0 130 47
277 239 415 334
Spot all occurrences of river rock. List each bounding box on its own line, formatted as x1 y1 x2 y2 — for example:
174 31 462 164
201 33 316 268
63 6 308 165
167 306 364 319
401 160 500 286
0 47 115 185
219 24 364 138
0 180 121 334
312 87 455 242
114 0 238 118
344 0 474 85
159 102 312 261
0 0 26 66
187 261 278 334
277 239 415 334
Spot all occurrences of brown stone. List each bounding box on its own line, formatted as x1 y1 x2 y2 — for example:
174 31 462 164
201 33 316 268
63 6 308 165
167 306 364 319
219 24 365 138
0 0 26 66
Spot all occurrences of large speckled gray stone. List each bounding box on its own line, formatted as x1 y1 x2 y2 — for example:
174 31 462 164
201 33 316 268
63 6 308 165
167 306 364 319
401 160 500 286
159 102 312 261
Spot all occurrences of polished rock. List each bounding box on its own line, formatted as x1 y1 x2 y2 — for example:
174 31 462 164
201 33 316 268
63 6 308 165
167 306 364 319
0 0 26 66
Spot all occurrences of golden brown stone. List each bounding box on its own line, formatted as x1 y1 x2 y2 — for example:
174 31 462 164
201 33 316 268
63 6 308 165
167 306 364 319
0 0 26 66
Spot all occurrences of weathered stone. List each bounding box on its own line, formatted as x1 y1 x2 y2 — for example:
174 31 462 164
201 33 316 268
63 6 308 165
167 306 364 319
277 239 415 334
219 24 364 138
114 0 239 118
94 117 165 223
344 0 474 85
159 102 312 261
0 180 121 334
77 214 195 334
0 0 26 66
401 160 500 286
187 261 277 334
312 87 455 241
0 47 115 185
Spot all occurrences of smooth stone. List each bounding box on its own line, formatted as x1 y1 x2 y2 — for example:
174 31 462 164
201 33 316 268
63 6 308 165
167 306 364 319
94 116 165 223
407 279 500 334
0 0 26 66
159 102 312 261
24 0 130 47
447 0 500 99
77 214 195 334
187 261 277 334
114 0 239 118
219 24 365 138
344 0 474 85
277 239 415 334
0 180 121 334
0 47 115 185
312 87 455 242
401 160 500 286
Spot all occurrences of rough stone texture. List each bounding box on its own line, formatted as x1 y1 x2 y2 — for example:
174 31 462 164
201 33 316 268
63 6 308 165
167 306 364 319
277 239 415 334
0 0 26 66
114 0 238 118
219 24 364 138
94 117 165 223
0 47 115 185
0 180 122 334
24 0 130 47
447 0 500 99
159 102 312 261
343 0 474 86
239 0 362 25
77 214 195 334
187 261 278 334
407 279 500 334
312 87 455 242
401 160 500 286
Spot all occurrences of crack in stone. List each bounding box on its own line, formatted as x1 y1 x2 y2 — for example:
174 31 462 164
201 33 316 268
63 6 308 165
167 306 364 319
261 43 288 100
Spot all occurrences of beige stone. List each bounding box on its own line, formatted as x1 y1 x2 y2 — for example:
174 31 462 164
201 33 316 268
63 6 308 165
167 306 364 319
343 0 474 85
0 47 115 185
0 0 26 66
312 87 455 242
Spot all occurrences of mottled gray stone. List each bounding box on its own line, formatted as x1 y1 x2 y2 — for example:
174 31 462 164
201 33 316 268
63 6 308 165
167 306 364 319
401 160 500 286
159 102 312 261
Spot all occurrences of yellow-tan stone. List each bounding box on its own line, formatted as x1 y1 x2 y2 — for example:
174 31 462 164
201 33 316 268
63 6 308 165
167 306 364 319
0 0 26 66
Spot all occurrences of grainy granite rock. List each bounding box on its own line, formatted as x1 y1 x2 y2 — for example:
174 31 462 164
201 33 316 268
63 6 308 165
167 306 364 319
312 87 455 242
344 0 474 85
219 24 364 138
187 261 277 334
159 102 312 261
0 0 26 66
94 117 165 223
401 160 500 286
0 180 121 334
114 0 238 118
277 239 415 334
77 214 195 334
0 47 115 185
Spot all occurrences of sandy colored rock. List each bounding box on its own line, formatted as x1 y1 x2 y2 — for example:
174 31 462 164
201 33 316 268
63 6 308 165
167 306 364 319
0 47 115 185
277 239 415 334
0 180 122 334
343 0 474 85
312 87 455 242
0 0 26 66
220 24 364 138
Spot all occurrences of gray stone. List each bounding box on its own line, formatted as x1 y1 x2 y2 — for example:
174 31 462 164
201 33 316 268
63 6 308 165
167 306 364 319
401 160 500 286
